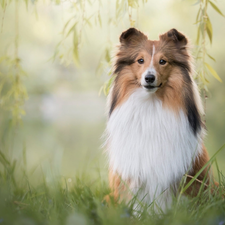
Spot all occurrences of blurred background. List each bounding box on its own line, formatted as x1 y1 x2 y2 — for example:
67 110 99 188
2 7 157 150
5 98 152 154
0 0 224 185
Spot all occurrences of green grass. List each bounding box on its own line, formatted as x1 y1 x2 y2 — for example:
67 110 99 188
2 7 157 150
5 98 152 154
0 149 225 225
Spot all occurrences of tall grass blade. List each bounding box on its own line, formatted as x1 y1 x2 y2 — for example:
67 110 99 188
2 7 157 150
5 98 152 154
181 143 225 193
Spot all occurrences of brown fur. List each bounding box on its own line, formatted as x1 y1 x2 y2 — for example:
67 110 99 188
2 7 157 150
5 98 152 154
156 67 184 112
105 169 131 204
184 145 219 197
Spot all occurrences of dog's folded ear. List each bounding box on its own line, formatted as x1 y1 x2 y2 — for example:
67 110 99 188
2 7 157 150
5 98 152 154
119 28 147 45
160 29 188 48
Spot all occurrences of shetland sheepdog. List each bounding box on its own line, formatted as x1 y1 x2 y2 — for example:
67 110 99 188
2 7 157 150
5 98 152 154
105 28 218 210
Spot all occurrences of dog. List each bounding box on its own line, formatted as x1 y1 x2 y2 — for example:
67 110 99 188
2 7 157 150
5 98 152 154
104 28 218 211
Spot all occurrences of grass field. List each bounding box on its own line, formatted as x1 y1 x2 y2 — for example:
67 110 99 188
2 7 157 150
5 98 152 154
1 146 225 225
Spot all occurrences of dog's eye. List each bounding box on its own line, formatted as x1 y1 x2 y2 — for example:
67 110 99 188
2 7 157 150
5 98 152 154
159 59 167 65
138 58 144 64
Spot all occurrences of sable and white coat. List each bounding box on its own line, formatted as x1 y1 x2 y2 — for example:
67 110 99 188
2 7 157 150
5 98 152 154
105 28 216 210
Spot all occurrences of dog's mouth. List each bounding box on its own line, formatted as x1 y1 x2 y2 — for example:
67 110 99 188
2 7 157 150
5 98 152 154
143 83 162 90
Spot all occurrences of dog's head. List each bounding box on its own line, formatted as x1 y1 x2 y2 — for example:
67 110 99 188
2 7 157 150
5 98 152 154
114 28 191 93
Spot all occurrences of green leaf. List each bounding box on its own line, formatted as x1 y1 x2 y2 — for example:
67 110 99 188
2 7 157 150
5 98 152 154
196 25 200 45
65 23 77 38
85 14 94 27
193 20 201 25
207 53 216 62
205 77 210 84
72 28 79 65
103 76 115 96
98 86 103 96
84 18 92 28
195 8 201 23
105 48 111 63
0 151 10 165
181 143 225 194
98 13 102 28
206 16 213 44
209 1 225 17
205 62 222 82
62 16 74 35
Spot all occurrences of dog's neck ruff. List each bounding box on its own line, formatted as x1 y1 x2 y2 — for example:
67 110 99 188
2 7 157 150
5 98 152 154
106 88 202 209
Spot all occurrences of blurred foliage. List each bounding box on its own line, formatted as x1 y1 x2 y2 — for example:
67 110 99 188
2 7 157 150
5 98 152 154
194 0 224 118
195 0 224 86
0 0 224 119
0 0 28 124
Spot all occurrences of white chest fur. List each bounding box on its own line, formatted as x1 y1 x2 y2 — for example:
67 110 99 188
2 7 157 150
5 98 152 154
106 88 202 208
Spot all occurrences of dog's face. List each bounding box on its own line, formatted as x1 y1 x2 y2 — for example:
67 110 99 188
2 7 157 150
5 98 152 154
131 43 172 93
115 28 190 93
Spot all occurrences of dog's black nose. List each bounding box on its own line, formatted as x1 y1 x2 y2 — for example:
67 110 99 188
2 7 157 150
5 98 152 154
145 74 155 84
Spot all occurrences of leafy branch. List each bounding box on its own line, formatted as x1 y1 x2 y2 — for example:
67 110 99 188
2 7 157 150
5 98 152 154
194 0 224 121
0 0 28 124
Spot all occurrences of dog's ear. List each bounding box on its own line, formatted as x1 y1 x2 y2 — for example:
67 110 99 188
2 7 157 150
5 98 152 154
160 29 188 48
120 28 147 45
